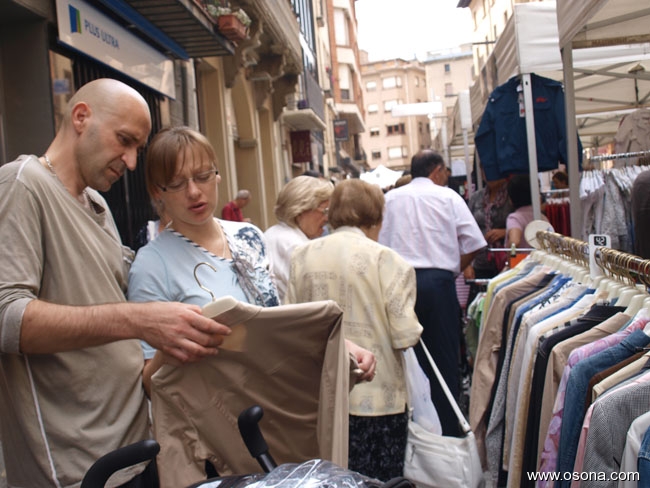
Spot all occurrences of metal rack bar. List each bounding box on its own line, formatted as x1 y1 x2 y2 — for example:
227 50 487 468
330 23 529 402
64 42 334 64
588 150 650 163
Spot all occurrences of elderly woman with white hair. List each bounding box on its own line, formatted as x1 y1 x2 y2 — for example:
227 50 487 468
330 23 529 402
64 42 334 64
264 175 334 303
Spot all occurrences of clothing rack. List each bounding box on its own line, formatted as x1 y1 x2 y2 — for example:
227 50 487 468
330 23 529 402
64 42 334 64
542 188 569 196
536 231 650 287
588 149 650 163
487 247 535 253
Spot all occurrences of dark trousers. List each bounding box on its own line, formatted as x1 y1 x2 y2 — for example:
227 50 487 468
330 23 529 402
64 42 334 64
413 268 462 437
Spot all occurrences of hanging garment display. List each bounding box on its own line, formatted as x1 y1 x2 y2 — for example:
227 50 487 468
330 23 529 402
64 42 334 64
475 73 583 181
614 109 650 166
469 232 650 488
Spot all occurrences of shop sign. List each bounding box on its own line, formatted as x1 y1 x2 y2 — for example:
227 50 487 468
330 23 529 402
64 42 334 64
55 0 175 99
333 119 349 142
290 130 312 163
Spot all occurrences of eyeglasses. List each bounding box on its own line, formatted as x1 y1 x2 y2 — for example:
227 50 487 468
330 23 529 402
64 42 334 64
316 206 329 215
158 169 219 193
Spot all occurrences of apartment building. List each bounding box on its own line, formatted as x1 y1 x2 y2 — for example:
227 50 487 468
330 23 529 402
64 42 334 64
325 0 367 175
360 56 431 170
423 45 474 160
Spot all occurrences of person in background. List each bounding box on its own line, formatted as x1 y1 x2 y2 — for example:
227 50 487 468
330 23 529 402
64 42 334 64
301 169 324 178
287 179 422 481
465 176 514 282
221 189 251 222
394 173 412 189
379 149 486 437
551 170 569 190
631 169 650 259
0 79 230 488
504 173 549 248
264 175 334 303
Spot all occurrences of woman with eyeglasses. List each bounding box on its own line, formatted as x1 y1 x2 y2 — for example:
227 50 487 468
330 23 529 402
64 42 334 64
128 127 375 395
127 126 280 393
264 175 334 304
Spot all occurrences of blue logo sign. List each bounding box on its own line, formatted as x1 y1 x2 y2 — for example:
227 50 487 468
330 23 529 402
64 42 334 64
69 5 82 34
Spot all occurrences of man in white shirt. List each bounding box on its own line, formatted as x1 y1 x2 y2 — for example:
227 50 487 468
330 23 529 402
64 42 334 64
379 149 486 436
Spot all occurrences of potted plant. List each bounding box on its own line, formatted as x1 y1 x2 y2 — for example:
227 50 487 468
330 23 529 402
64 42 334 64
204 1 252 42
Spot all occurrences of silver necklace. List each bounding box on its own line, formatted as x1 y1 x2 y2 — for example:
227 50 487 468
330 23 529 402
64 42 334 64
43 154 89 207
43 153 56 174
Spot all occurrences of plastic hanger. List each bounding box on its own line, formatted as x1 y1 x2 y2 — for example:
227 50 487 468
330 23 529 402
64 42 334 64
615 285 644 307
624 292 648 317
606 281 624 302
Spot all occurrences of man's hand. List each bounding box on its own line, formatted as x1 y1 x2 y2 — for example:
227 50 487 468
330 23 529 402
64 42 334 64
345 339 376 382
134 302 232 364
19 300 231 359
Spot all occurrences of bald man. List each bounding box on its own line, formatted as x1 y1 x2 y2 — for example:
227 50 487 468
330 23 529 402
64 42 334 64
0 79 230 487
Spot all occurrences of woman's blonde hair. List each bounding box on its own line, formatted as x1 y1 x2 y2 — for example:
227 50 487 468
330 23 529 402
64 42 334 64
145 126 217 199
328 179 384 229
274 175 334 226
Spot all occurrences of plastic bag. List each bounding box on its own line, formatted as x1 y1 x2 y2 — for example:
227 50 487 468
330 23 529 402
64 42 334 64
192 459 382 488
402 348 442 435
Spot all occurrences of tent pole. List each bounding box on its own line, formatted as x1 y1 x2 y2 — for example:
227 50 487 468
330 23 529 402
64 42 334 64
463 128 473 199
561 45 582 239
522 73 541 220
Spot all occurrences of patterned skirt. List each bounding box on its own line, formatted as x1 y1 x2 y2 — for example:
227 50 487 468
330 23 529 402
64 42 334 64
348 410 408 482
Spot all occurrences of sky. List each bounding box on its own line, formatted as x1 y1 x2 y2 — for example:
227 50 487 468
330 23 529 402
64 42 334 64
355 0 474 62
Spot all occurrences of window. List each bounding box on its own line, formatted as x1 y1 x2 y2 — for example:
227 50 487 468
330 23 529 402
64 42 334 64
368 104 378 113
338 65 352 101
371 151 381 160
415 77 419 87
388 146 407 159
383 99 399 112
386 123 405 135
334 9 349 46
444 63 451 73
418 122 423 134
366 81 377 91
445 82 454 96
370 127 380 137
382 76 402 89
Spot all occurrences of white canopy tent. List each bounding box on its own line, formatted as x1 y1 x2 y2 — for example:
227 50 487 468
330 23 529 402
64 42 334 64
470 1 650 236
359 164 404 189
556 0 650 237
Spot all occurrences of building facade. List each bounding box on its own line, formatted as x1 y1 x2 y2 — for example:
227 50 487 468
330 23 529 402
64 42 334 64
0 0 339 241
325 0 366 176
423 45 474 160
360 56 430 170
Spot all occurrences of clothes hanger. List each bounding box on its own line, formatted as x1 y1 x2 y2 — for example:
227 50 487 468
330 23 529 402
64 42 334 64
616 256 645 306
624 292 648 316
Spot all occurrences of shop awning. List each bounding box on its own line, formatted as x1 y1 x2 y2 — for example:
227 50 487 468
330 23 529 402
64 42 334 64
106 0 234 59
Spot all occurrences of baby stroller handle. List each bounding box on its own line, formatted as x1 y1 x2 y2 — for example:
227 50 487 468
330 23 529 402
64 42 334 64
237 405 277 473
80 438 160 488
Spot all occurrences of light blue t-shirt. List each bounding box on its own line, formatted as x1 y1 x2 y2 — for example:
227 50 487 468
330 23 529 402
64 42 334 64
128 218 279 359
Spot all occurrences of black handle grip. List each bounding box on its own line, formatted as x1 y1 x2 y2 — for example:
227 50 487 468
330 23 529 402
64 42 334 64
81 439 160 488
237 405 277 473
